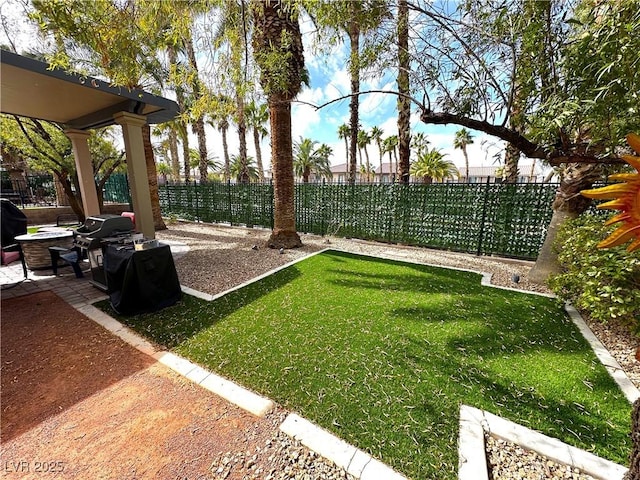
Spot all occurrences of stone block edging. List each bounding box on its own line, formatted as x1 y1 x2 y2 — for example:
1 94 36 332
458 405 628 480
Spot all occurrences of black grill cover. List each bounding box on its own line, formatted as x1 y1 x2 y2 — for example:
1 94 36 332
1 199 27 247
104 244 181 315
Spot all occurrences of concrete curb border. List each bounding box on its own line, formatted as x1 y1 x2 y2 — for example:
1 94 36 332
564 303 639 404
458 405 628 480
280 414 407 480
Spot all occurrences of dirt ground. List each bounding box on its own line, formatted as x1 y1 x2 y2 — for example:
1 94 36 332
0 291 280 480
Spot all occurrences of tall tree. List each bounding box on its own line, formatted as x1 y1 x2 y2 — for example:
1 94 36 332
411 132 429 158
246 100 269 181
397 0 411 184
184 33 210 184
209 95 235 182
454 128 474 182
337 123 350 167
213 0 253 184
32 0 169 229
357 129 372 181
152 121 181 182
399 0 638 281
383 135 399 182
370 125 384 175
167 44 191 183
307 1 387 184
293 137 332 183
252 0 305 248
410 148 458 184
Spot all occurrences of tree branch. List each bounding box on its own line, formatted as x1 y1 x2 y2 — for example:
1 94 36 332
419 109 547 158
295 89 423 112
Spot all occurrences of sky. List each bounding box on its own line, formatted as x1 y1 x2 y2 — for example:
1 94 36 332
0 0 510 174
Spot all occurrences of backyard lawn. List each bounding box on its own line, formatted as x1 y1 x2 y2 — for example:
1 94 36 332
103 250 632 479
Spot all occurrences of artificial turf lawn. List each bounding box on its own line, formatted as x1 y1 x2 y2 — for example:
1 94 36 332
102 250 632 479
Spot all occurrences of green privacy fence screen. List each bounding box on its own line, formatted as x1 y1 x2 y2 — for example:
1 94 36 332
101 173 131 204
159 181 561 260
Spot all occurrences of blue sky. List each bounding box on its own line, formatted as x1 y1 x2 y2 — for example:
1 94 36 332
1 1 508 173
287 14 505 172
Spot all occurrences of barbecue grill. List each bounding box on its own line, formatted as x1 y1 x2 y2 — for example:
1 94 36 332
72 214 134 289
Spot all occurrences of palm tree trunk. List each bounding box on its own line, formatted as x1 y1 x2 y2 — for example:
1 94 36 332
184 36 209 184
267 94 301 248
192 118 209 183
529 162 601 283
168 46 190 183
463 147 470 182
343 137 349 174
168 128 180 182
503 143 520 183
253 127 265 181
397 0 411 184
237 94 249 184
143 124 166 231
180 127 190 183
348 13 360 185
529 159 537 182
221 125 230 182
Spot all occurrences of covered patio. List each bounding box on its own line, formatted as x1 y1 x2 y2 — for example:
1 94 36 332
0 50 179 238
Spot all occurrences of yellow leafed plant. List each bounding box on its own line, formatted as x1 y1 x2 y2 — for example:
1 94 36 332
581 133 640 252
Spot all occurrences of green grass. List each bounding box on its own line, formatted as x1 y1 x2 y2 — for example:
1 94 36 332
99 250 632 479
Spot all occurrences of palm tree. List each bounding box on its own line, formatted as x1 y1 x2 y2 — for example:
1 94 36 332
252 0 304 249
337 123 350 167
410 148 459 184
316 144 334 181
188 148 200 180
293 137 332 183
454 128 474 182
209 95 234 182
230 154 258 182
357 129 372 181
152 121 181 181
157 162 171 184
246 101 269 181
383 135 399 181
411 132 429 158
397 0 411 184
214 0 252 184
370 126 384 177
167 45 191 184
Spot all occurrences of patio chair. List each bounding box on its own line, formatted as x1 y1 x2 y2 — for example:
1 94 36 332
48 244 84 278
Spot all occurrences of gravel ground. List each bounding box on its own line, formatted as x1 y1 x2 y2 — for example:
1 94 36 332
486 436 597 480
209 409 357 480
157 221 637 480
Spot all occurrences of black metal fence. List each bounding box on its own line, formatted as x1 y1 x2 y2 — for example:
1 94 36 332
0 171 57 206
0 172 131 207
160 181 561 260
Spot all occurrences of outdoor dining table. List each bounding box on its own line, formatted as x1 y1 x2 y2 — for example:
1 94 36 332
14 230 74 270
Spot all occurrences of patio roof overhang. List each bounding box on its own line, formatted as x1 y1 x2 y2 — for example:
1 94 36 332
0 50 180 239
0 49 178 130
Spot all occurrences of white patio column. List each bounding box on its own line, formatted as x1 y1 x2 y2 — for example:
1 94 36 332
65 129 100 217
113 112 155 239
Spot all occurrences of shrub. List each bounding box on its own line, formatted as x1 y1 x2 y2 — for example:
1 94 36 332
549 214 640 330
